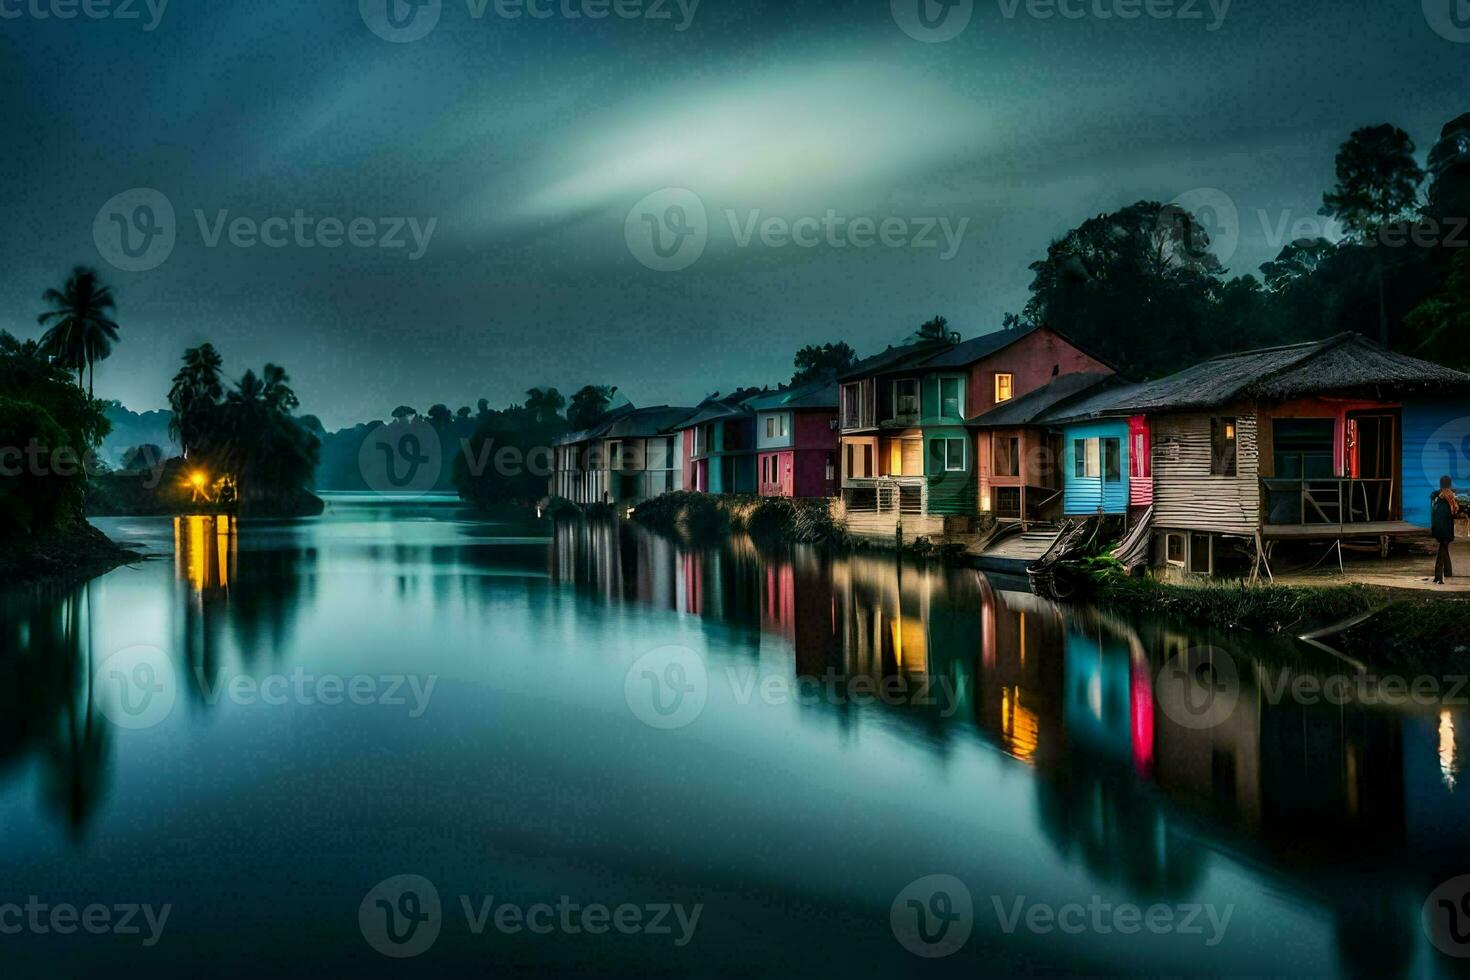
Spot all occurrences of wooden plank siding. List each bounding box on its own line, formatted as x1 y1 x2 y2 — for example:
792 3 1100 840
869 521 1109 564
1061 420 1131 515
1402 398 1470 527
1151 412 1260 535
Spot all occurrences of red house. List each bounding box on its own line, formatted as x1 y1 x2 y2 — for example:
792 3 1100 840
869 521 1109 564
746 381 839 498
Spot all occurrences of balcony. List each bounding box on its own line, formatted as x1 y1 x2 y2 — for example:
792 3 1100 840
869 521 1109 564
1260 477 1396 527
843 476 925 515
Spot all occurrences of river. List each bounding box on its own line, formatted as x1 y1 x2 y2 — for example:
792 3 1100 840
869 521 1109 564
1 494 1466 976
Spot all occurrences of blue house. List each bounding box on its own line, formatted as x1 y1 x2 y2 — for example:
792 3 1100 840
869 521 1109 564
1403 399 1470 528
1059 420 1131 516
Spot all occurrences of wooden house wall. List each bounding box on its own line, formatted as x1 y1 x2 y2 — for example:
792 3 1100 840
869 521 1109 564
1150 412 1259 534
924 425 978 515
1061 420 1130 515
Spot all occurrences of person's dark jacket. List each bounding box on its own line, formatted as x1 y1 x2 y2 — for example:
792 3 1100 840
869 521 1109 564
1431 490 1459 543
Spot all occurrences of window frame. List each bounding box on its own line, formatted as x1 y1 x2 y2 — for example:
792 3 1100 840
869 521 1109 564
938 376 964 419
994 373 1014 403
995 435 1020 478
893 378 921 419
942 437 966 472
1165 532 1187 568
1211 417 1238 477
1103 437 1121 483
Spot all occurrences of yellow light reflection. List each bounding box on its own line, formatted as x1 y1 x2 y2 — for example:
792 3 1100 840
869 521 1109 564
1000 685 1038 765
179 514 234 592
1441 709 1458 791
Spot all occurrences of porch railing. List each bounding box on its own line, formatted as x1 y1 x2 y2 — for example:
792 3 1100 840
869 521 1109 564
843 477 926 516
1260 477 1396 526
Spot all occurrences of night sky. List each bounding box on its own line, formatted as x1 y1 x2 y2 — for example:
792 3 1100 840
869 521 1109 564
3 0 1467 427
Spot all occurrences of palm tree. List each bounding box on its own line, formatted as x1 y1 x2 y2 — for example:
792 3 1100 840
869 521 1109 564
37 267 120 396
168 344 225 456
525 387 567 425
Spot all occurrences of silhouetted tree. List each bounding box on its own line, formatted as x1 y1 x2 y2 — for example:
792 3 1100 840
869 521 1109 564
791 342 857 383
1321 124 1425 343
37 267 120 395
567 385 617 429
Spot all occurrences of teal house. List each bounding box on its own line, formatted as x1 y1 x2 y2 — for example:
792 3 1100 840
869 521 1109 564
1059 420 1131 516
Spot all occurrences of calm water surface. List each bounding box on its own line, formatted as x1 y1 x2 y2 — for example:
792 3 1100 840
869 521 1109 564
2 494 1467 976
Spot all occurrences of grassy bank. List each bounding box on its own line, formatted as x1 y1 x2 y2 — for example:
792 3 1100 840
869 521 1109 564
0 521 140 585
631 491 849 547
1082 567 1470 669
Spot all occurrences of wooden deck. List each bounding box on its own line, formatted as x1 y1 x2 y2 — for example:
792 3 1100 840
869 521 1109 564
1260 521 1425 540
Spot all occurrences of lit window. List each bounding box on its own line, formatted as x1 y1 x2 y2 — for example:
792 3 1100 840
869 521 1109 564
1085 438 1101 478
1211 417 1238 476
766 417 775 438
995 373 1014 403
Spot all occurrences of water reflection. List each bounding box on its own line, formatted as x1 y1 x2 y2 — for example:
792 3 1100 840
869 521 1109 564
3 508 1468 974
551 520 1470 976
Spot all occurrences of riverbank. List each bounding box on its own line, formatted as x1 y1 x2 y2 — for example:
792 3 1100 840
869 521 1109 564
0 521 141 585
1083 569 1470 671
88 471 324 518
629 491 851 548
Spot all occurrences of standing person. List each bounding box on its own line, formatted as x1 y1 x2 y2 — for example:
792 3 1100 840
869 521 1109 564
1432 476 1459 584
